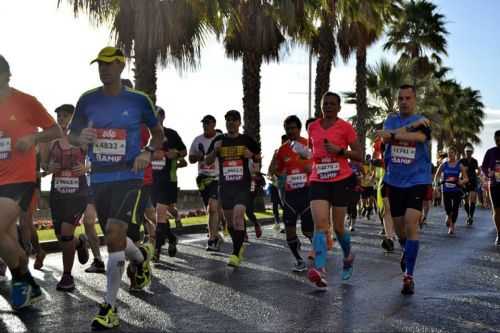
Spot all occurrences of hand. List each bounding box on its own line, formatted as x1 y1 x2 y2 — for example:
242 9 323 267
194 151 205 162
132 151 151 172
376 130 392 141
410 117 431 129
79 128 97 145
15 134 36 152
72 163 87 176
244 149 254 159
152 150 164 160
165 149 178 159
323 139 342 155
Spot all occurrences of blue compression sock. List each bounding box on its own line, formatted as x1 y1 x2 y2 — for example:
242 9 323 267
335 231 351 258
312 231 327 269
404 240 419 276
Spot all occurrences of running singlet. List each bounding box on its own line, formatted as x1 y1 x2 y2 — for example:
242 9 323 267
207 134 260 187
152 127 186 182
307 118 356 182
49 140 87 195
481 147 500 187
189 133 220 178
0 88 56 186
383 114 432 188
69 87 157 184
441 161 462 192
275 137 312 191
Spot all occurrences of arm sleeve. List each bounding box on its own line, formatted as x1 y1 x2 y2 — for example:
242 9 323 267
68 97 88 137
28 97 56 129
140 95 158 129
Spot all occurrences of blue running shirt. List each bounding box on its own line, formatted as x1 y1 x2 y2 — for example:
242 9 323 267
69 87 158 184
441 161 462 193
383 113 432 188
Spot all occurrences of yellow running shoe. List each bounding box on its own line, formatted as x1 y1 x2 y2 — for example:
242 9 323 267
227 254 241 267
91 303 119 330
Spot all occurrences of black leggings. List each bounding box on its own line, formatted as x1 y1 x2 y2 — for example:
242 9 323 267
269 184 283 223
443 191 462 224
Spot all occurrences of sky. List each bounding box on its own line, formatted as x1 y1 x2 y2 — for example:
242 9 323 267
1 0 499 190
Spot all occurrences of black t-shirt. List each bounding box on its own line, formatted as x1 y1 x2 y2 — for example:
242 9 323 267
460 157 479 183
152 127 186 182
208 134 260 187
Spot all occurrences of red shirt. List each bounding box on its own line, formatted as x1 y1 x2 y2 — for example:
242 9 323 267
0 89 56 185
276 137 312 191
308 118 356 182
140 126 153 186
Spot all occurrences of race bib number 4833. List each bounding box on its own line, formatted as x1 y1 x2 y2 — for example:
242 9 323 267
93 129 127 163
0 137 12 160
391 141 416 165
223 160 244 181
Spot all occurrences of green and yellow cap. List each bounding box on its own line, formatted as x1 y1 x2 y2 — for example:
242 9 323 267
90 47 126 64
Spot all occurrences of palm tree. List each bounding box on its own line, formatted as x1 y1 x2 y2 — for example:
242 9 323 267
384 0 448 85
58 0 220 102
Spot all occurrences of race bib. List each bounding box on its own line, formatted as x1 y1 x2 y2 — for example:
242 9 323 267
316 158 340 180
0 136 11 160
495 162 500 182
223 159 244 181
286 173 307 190
93 129 127 163
54 171 79 194
152 158 166 170
391 141 416 165
444 177 457 189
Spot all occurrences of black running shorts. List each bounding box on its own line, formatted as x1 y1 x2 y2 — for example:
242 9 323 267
220 184 250 210
49 192 87 235
0 182 36 212
386 184 427 218
490 184 500 209
152 180 178 206
309 175 356 207
282 187 313 233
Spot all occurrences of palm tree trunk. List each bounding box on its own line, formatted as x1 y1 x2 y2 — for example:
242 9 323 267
355 46 368 158
133 47 158 104
242 52 262 145
314 22 335 118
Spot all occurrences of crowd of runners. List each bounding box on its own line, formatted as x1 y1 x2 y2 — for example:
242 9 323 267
1 47 499 330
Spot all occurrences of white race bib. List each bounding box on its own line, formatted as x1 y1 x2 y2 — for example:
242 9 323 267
391 142 416 165
223 160 244 181
152 158 166 170
0 137 11 160
54 172 80 194
286 173 307 190
316 158 340 180
93 129 127 162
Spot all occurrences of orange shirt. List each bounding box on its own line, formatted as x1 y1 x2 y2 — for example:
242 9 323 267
0 88 56 185
276 137 312 191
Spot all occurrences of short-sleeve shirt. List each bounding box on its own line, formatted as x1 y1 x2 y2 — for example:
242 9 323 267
69 87 157 184
275 137 312 191
481 147 500 187
152 127 186 183
460 157 479 183
208 134 260 188
189 133 220 178
307 118 356 182
0 88 56 186
383 113 432 188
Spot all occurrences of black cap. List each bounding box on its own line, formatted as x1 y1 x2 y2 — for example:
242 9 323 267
201 115 216 123
224 110 241 120
55 104 75 115
0 55 10 74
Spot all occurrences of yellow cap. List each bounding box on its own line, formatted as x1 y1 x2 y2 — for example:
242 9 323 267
90 47 126 64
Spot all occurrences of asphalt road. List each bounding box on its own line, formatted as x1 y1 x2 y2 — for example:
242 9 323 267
1 206 499 333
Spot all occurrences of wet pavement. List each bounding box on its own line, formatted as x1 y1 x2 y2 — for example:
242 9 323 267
1 206 499 332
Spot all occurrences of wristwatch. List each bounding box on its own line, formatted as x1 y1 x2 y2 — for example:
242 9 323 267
144 146 155 154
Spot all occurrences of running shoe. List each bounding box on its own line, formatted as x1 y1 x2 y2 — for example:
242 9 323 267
33 251 46 271
77 234 90 265
401 274 415 295
272 223 281 232
30 282 43 304
168 236 178 258
254 222 263 239
85 259 105 273
206 239 217 251
307 268 327 290
381 238 394 253
495 234 500 247
400 252 406 273
466 217 473 226
214 237 224 252
349 224 355 232
91 303 119 330
56 273 75 292
11 280 32 310
137 243 153 288
227 254 241 267
292 260 307 272
341 254 355 281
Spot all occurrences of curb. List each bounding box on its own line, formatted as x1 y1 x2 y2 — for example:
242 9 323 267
40 217 276 253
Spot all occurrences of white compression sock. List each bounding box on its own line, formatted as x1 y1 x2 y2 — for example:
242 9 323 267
104 251 125 307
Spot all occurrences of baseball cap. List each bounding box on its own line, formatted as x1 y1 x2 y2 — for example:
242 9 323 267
90 47 126 64
201 115 216 123
224 110 241 120
55 104 75 115
0 55 10 74
464 146 473 152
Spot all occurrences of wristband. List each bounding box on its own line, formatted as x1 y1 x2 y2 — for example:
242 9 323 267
338 148 346 156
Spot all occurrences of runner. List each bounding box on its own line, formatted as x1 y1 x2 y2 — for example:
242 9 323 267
0 54 62 309
205 110 261 267
270 115 313 272
68 47 164 329
268 134 287 232
460 144 480 225
189 114 223 251
39 104 90 291
377 84 432 295
481 130 500 246
347 160 362 232
360 154 376 220
306 92 362 289
152 107 187 259
434 146 468 235
246 160 264 239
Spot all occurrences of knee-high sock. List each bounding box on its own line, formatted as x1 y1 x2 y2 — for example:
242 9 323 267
155 224 167 251
398 238 407 251
125 237 144 264
404 240 419 276
287 236 302 261
105 251 125 307
470 203 476 218
232 230 244 256
464 202 470 216
312 231 327 269
335 231 351 259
